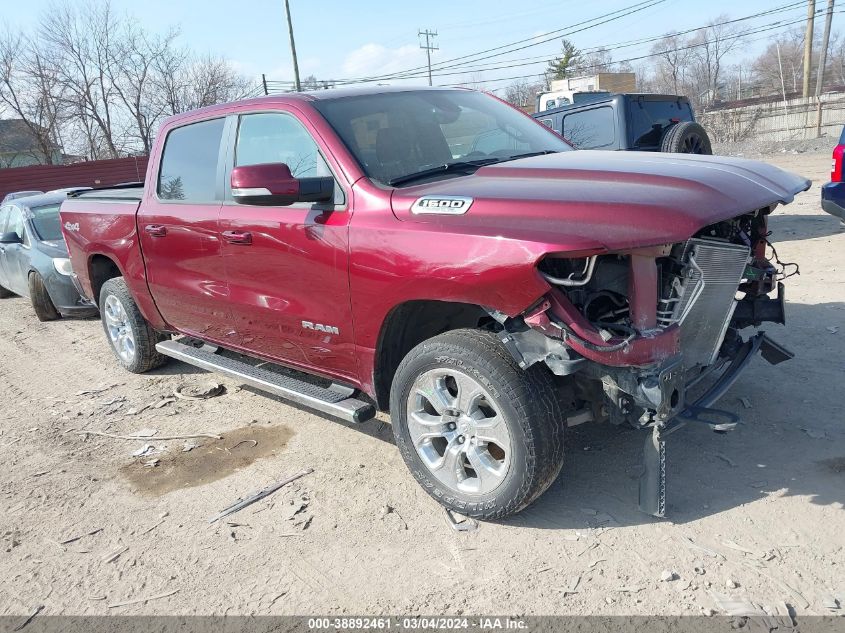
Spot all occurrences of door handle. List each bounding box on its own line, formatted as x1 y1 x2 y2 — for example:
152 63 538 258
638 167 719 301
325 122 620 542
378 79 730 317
144 224 167 237
222 230 253 245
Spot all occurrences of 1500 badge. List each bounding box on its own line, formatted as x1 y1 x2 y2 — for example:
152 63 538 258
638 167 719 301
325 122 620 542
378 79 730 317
411 196 473 215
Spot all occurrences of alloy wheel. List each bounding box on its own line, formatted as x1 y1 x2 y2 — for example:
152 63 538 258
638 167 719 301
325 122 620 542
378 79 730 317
103 294 136 363
406 368 511 495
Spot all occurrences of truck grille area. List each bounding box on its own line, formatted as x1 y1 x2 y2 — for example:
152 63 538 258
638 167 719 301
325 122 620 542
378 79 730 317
667 238 751 369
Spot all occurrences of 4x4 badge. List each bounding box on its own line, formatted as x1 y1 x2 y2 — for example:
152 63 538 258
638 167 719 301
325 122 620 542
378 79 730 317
411 196 473 215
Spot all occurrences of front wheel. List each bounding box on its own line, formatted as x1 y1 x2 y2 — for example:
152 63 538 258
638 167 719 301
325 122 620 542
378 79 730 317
99 277 168 373
390 329 565 520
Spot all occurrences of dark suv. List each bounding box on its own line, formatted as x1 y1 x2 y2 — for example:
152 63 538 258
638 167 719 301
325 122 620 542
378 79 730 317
534 93 712 154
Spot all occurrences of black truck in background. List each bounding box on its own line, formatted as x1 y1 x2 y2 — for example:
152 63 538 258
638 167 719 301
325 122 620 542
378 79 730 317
533 93 713 154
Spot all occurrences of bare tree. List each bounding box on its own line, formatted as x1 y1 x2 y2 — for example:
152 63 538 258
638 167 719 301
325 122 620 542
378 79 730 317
573 47 614 75
503 79 545 108
156 51 253 115
752 30 805 96
107 23 180 153
39 1 125 158
651 34 693 95
0 28 66 164
689 16 746 105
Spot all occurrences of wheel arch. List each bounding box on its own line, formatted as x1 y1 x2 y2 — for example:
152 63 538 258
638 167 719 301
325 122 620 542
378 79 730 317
87 253 124 304
372 299 494 411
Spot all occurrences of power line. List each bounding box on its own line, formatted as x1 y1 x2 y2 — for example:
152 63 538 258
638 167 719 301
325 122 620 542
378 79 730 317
441 11 844 89
419 29 439 87
345 0 667 85
325 5 819 87
304 0 808 88
405 0 809 78
260 0 817 92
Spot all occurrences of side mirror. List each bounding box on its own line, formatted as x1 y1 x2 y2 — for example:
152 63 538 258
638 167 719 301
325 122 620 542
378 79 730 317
0 232 22 244
231 163 334 206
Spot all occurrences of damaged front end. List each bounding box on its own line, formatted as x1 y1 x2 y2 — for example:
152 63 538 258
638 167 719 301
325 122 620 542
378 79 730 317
491 206 796 517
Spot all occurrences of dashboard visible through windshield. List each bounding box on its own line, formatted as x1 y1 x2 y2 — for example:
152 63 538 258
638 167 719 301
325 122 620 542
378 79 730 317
313 90 572 186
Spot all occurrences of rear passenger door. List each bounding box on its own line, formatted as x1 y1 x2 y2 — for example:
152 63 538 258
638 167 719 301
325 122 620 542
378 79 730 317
138 117 233 342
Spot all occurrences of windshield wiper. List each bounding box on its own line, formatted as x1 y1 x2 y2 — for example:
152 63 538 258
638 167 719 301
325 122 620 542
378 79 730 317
497 150 559 162
387 158 500 187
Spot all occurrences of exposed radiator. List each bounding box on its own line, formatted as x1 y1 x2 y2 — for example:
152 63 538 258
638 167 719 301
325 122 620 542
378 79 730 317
672 238 751 369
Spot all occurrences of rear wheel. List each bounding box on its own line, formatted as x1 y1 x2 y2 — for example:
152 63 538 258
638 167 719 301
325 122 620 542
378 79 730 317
390 329 565 520
661 121 712 155
99 277 168 373
28 272 60 321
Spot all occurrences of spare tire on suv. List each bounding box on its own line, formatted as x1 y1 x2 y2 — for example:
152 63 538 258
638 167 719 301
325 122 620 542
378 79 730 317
661 121 712 154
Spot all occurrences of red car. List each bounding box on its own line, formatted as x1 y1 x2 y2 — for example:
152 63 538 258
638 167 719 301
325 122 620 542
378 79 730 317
60 87 809 519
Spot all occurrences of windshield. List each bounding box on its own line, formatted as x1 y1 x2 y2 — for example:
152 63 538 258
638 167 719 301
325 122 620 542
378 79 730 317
313 90 572 186
30 203 63 241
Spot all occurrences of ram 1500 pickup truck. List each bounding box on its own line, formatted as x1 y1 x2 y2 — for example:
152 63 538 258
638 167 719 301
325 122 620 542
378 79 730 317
61 87 809 519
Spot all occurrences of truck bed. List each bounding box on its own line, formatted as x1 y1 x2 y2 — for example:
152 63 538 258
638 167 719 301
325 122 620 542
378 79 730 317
60 189 145 309
67 182 144 201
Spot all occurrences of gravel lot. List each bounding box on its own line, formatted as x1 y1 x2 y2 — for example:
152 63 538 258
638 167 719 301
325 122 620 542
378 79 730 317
1 151 842 619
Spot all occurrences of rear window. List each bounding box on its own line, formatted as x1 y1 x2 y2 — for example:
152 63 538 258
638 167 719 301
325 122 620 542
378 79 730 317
562 107 616 149
157 118 225 202
30 203 63 241
628 99 694 150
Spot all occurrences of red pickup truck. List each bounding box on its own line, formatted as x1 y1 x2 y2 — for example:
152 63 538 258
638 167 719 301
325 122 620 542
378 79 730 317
61 87 809 519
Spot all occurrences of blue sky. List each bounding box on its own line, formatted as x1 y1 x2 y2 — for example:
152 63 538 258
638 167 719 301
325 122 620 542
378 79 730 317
3 0 823 93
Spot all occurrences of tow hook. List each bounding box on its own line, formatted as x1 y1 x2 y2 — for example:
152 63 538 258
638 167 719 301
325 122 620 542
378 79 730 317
638 406 742 518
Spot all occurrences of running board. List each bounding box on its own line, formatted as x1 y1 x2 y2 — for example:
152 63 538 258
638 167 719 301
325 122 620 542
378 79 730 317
155 340 376 424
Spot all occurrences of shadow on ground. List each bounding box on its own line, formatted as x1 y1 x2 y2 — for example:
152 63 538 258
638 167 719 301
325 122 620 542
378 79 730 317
770 212 843 242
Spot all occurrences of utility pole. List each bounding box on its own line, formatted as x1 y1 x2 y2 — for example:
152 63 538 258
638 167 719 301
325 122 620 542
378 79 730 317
777 42 792 136
802 0 816 98
815 0 835 96
418 29 438 86
284 0 301 92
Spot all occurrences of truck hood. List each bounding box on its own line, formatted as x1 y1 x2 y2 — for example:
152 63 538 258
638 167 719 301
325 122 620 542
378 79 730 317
390 151 811 252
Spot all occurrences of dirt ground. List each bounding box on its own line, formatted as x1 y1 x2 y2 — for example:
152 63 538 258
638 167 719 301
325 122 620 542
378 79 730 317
1 151 843 619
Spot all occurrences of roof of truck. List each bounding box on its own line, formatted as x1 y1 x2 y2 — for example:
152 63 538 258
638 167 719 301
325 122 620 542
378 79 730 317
536 92 691 117
163 85 466 125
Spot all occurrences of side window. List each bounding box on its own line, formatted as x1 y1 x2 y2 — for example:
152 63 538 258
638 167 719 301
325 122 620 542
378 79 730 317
235 113 330 178
628 100 693 149
0 205 9 234
7 207 25 240
158 118 225 202
562 107 616 149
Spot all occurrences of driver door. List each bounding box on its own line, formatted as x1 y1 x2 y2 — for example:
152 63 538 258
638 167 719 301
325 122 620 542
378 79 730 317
219 110 358 381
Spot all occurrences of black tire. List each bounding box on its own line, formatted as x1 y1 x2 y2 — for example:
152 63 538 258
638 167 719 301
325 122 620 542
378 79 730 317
390 329 566 520
28 272 60 321
660 121 712 155
99 277 168 373
0 283 13 298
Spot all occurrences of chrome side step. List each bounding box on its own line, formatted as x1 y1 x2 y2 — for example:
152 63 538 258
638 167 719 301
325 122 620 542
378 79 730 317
155 340 376 424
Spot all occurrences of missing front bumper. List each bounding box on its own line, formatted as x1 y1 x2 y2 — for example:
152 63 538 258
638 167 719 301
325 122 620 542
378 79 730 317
638 332 794 517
